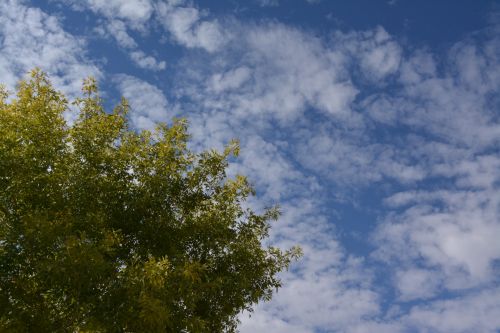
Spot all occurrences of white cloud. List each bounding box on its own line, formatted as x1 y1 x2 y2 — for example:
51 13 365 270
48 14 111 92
292 124 427 186
105 25 166 71
208 66 252 93
239 199 381 333
167 24 400 332
170 20 490 331
155 0 227 52
60 0 154 25
405 287 500 333
116 16 500 333
103 19 138 48
130 50 166 71
90 0 153 23
336 26 402 82
5 1 500 332
375 188 500 292
239 314 312 333
59 0 228 53
369 31 500 306
398 49 437 85
0 0 101 116
364 33 500 149
59 0 166 71
75 0 227 65
185 20 500 332
232 137 305 201
243 23 358 119
114 74 173 130
395 268 441 301
257 0 280 7
176 22 361 127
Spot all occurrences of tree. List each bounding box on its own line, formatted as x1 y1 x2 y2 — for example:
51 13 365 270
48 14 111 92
0 69 300 332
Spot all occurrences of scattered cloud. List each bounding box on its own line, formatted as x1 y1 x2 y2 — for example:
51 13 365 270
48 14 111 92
176 22 360 127
114 74 173 130
370 30 500 303
155 0 228 52
57 0 154 26
336 26 402 82
404 287 500 333
129 50 166 71
239 199 381 333
59 0 165 71
2 1 500 332
0 0 101 97
257 0 280 7
168 16 500 331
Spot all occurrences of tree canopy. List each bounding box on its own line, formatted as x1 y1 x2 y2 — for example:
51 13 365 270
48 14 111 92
0 69 300 332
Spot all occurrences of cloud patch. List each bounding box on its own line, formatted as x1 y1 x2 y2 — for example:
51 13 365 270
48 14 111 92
114 74 173 130
0 0 100 97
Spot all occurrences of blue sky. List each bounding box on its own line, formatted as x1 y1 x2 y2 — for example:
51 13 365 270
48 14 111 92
1 0 500 332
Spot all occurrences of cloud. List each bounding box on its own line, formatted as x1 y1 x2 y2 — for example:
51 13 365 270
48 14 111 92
129 50 166 71
60 0 166 71
163 20 439 331
395 268 441 301
0 0 101 97
170 15 500 332
4 1 500 332
375 188 500 291
364 32 500 149
293 125 427 185
83 0 226 66
164 22 405 333
59 0 154 25
241 23 358 119
113 74 173 130
405 287 500 333
155 0 227 52
369 29 500 306
99 19 138 48
89 0 153 24
208 66 252 93
239 199 381 333
97 19 166 70
175 22 361 128
336 26 402 82
256 0 280 7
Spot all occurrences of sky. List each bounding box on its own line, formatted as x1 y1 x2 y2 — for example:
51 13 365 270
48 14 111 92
1 0 500 332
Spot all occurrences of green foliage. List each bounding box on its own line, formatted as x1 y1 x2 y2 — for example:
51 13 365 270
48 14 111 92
0 69 301 332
